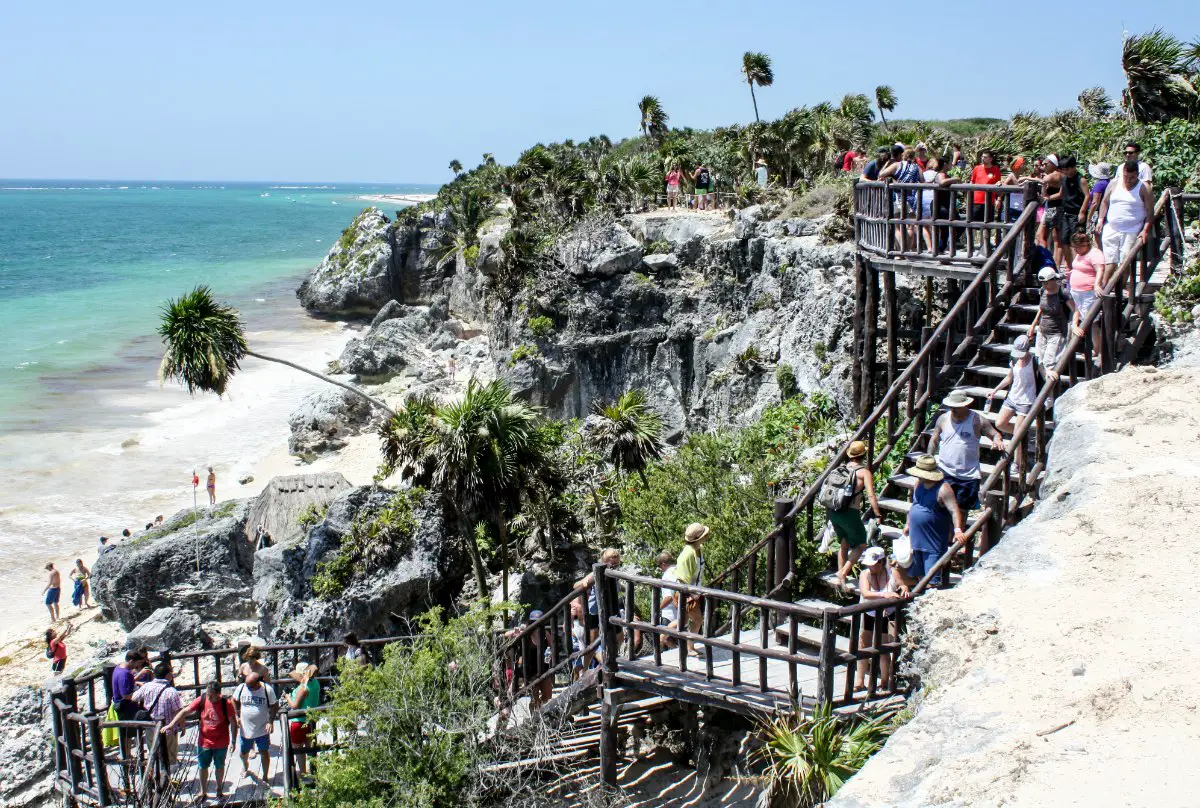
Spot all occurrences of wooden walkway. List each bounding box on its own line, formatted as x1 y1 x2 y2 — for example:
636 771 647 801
154 722 286 805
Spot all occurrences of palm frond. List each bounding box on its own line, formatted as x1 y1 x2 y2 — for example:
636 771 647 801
157 286 248 396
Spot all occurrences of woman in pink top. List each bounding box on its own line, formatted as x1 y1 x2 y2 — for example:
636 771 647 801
1068 231 1106 355
665 165 682 210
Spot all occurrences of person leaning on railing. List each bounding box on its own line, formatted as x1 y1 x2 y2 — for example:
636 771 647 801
854 546 904 691
903 455 967 587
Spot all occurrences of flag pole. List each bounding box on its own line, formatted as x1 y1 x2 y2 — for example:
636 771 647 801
192 469 200 577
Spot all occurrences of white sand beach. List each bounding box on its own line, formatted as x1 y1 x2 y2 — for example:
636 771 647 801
358 193 436 206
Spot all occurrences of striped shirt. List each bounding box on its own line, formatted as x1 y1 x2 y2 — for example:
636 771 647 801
131 680 184 734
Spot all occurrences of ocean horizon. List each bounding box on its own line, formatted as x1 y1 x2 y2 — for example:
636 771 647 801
0 179 436 623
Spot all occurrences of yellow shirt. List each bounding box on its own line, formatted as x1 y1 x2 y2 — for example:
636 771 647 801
676 544 700 586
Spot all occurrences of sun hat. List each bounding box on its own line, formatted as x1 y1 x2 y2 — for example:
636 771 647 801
846 440 868 459
891 536 913 568
942 391 973 408
289 662 318 681
1011 334 1030 359
1011 156 1026 171
907 454 945 482
1088 162 1112 180
1038 266 1059 283
684 523 712 544
860 546 886 567
756 158 767 166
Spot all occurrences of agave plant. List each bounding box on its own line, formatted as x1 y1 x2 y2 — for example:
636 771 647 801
1121 28 1199 123
742 51 775 123
639 95 670 143
755 703 891 808
158 286 395 415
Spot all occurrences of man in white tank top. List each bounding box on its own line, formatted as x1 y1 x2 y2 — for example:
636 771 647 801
1096 160 1153 279
927 391 1007 515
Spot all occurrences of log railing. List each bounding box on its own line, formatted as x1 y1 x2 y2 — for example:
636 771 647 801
854 180 1033 264
495 587 598 710
706 498 797 607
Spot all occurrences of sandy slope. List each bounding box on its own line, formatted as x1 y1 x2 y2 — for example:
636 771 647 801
830 343 1200 807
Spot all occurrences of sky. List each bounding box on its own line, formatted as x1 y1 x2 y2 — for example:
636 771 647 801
1 0 1196 184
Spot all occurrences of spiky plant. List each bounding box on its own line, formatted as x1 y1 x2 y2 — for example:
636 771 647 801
742 51 775 123
158 286 394 415
1121 28 1199 122
638 95 670 143
755 703 891 807
587 390 666 485
874 85 897 129
1077 86 1114 119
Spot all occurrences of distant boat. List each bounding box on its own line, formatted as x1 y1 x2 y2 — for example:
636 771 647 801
331 200 338 205
260 192 270 197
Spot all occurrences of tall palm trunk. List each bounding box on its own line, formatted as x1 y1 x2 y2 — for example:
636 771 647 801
878 105 888 130
459 511 489 601
749 82 761 123
245 349 396 417
498 505 510 604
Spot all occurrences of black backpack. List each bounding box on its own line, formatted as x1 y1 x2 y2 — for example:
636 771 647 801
199 693 234 724
818 463 859 513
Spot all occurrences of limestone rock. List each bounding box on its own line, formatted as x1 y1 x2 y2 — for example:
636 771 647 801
0 687 52 808
92 501 255 630
125 607 208 652
243 473 353 545
642 253 679 272
298 208 396 316
288 387 376 460
555 220 643 278
338 305 440 381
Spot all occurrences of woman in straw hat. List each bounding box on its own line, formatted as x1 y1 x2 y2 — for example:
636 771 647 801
904 455 966 587
285 662 321 777
832 440 884 589
855 546 904 691
676 523 711 657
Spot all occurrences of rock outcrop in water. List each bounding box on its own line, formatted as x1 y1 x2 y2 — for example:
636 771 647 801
297 206 867 439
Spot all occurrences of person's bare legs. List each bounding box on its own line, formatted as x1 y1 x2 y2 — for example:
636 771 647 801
855 628 874 689
260 747 270 781
837 544 865 587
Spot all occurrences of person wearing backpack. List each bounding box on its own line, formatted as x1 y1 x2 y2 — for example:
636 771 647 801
693 163 711 211
823 441 884 589
45 625 70 674
165 680 239 801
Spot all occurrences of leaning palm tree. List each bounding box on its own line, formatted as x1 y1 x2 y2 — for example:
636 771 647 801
158 286 395 416
482 152 497 166
1077 86 1114 119
378 379 558 601
874 85 897 129
638 95 670 143
449 159 463 175
587 390 666 485
741 51 775 123
1121 28 1199 122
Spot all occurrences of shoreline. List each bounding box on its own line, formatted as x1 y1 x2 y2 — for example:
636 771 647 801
357 193 436 206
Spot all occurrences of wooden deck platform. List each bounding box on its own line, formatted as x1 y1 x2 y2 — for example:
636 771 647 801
155 722 286 805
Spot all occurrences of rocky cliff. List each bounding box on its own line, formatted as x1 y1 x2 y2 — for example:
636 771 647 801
294 205 867 453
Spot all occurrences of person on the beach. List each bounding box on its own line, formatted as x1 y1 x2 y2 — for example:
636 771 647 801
829 440 884 589
45 625 71 674
233 671 278 781
855 547 902 691
42 562 61 622
154 515 164 526
928 392 1006 516
903 455 967 587
285 663 321 778
343 632 369 666
131 662 184 763
206 467 216 505
70 559 92 610
122 528 131 538
164 680 238 801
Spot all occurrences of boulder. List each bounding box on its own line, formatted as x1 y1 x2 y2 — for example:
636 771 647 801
0 687 52 807
288 387 376 460
297 208 396 317
338 305 440 381
244 472 354 545
92 501 255 630
642 253 679 272
556 220 643 278
125 607 208 652
254 486 464 641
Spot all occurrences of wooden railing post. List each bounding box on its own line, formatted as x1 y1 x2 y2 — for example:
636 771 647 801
50 684 68 788
593 564 619 686
852 252 866 415
863 262 880 420
88 715 111 807
773 498 792 592
1168 188 1184 269
816 610 838 706
61 678 84 795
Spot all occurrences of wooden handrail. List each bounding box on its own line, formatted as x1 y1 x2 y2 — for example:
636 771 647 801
604 568 828 620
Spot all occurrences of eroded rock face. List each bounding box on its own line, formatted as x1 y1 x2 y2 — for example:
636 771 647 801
338 304 442 382
298 208 396 316
288 387 377 460
0 688 51 808
125 607 208 652
253 486 462 641
92 503 255 630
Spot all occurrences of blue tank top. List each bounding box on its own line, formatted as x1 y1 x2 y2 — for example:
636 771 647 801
909 481 951 555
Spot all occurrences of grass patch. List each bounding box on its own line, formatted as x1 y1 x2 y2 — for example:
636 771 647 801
508 344 541 366
312 488 425 599
527 315 554 338
645 239 672 254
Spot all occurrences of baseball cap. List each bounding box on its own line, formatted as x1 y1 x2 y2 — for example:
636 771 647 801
1037 267 1059 283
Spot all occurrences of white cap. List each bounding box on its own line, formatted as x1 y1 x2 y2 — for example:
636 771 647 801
860 546 886 567
1045 154 1059 167
1038 267 1059 283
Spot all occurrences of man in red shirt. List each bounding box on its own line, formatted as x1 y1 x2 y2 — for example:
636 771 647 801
842 149 857 172
970 150 1002 251
165 681 239 800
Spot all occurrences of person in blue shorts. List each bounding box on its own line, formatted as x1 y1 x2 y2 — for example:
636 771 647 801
233 672 277 781
42 562 61 622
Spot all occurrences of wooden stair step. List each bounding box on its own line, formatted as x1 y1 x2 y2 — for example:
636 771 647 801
876 497 911 515
773 621 852 651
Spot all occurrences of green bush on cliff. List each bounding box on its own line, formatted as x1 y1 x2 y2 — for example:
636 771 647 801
311 488 423 599
527 315 554 337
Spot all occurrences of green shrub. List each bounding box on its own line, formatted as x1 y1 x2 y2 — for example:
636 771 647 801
776 363 798 399
751 293 777 312
813 343 828 361
734 345 763 374
311 488 423 599
631 271 654 287
1156 255 1200 323
298 502 329 530
462 244 480 266
646 239 672 254
508 343 542 365
527 315 554 337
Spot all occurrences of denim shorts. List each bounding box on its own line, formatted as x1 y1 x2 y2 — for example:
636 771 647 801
239 734 270 755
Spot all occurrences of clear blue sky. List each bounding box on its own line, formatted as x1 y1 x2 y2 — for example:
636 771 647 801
1 0 1194 183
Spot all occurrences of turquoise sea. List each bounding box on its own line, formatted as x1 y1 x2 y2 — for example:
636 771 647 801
0 180 436 622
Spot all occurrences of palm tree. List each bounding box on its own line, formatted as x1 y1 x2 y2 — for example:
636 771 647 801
874 85 897 129
158 286 395 416
482 152 497 166
449 159 463 175
755 703 891 807
1121 28 1199 122
378 379 558 601
436 187 501 268
638 95 670 143
587 389 666 484
1077 86 1114 119
741 52 775 123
